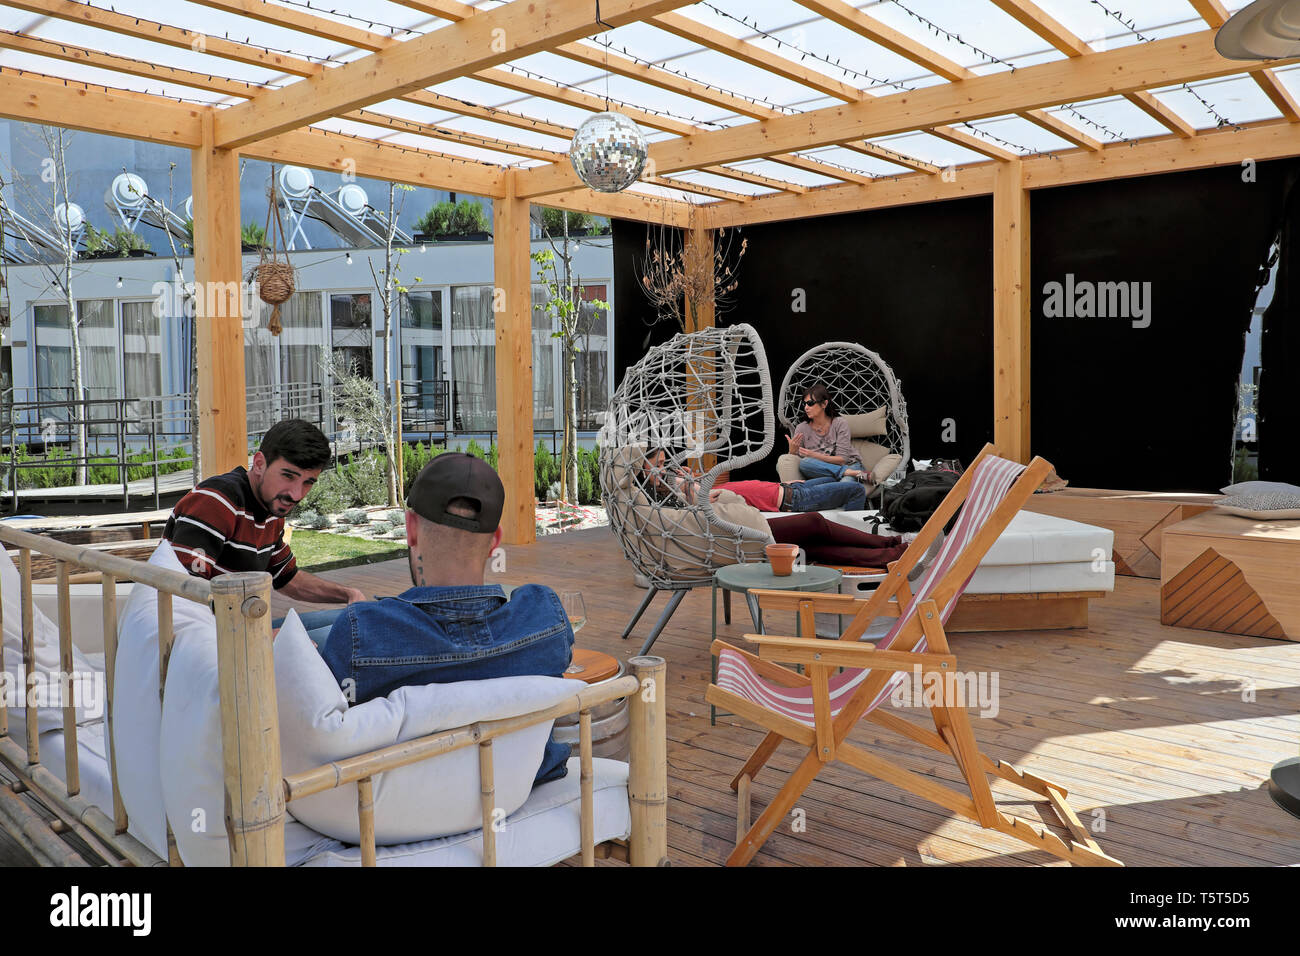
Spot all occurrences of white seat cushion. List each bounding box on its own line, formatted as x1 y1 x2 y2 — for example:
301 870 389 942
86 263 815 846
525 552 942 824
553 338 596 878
299 757 632 867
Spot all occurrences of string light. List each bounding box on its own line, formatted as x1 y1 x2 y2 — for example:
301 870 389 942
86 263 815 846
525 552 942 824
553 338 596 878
1087 2 1242 130
345 252 352 265
116 276 123 288
696 2 916 93
883 0 1018 72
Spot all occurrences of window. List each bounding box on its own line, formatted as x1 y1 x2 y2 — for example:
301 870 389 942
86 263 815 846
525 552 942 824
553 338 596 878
277 293 326 424
400 290 445 420
450 286 495 431
33 301 118 435
122 301 163 434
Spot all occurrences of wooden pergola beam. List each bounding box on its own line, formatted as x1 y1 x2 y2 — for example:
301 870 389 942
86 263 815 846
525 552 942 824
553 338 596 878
1188 0 1300 120
213 0 698 148
699 118 1300 229
989 0 1197 138
0 68 203 145
516 28 1297 198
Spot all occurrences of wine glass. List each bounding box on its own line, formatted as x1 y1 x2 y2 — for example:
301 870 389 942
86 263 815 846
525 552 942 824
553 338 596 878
562 591 587 634
561 591 588 674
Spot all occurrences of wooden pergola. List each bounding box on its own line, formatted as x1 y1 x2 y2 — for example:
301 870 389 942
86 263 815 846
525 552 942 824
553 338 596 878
3 0 1298 543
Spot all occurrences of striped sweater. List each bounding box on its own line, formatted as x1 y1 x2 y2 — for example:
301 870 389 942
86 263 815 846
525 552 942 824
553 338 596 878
162 467 299 589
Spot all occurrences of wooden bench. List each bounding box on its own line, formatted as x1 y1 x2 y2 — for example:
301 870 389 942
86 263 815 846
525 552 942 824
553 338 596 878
1161 512 1300 642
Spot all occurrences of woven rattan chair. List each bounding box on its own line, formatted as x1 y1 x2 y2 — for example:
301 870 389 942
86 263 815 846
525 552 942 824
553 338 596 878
600 323 775 655
777 342 910 487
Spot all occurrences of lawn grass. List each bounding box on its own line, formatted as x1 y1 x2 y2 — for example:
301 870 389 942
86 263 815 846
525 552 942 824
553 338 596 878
289 528 408 573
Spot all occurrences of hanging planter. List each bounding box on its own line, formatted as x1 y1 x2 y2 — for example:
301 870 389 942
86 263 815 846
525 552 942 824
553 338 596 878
253 165 296 336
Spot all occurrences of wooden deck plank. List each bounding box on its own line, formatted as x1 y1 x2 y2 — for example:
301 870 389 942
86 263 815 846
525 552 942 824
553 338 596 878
272 526 1300 867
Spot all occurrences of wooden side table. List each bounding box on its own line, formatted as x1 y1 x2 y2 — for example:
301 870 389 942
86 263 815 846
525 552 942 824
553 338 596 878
1160 512 1300 641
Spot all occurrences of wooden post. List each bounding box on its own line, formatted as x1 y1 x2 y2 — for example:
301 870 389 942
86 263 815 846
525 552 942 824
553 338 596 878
100 571 129 834
993 159 1031 463
493 171 536 545
627 655 668 867
20 549 38 766
191 111 248 479
56 561 79 796
357 776 376 868
394 378 405 496
211 571 285 866
478 739 496 867
580 708 594 866
683 226 715 332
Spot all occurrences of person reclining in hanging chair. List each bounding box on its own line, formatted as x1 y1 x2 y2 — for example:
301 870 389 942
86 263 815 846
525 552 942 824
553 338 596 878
787 383 875 484
641 448 867 514
640 449 904 568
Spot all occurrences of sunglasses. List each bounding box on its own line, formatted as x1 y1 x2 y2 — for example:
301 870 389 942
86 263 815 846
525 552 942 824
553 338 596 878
803 398 822 407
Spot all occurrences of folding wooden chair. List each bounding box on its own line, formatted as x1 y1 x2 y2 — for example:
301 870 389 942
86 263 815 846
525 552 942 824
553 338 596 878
706 444 1123 867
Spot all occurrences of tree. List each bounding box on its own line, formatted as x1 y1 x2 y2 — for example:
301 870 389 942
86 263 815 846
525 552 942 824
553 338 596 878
637 222 747 331
366 182 418 506
121 163 201 482
3 128 92 483
533 209 609 506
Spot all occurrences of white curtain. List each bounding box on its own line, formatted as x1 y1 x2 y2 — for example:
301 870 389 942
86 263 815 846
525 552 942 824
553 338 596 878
122 301 163 435
532 283 555 430
278 293 325 424
451 286 495 432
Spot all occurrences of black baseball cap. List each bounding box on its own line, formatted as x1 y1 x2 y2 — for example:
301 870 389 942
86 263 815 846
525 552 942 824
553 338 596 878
407 453 504 533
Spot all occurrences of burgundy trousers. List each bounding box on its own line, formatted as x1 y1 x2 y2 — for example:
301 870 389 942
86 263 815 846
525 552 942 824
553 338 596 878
767 512 906 568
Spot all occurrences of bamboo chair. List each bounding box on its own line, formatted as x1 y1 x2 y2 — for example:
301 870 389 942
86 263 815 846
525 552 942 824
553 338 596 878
705 444 1123 867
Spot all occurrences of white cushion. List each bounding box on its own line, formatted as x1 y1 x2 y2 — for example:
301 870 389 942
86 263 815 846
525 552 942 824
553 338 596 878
967 560 1114 594
300 757 632 867
273 610 573 846
113 540 209 858
160 607 579 864
2 546 101 737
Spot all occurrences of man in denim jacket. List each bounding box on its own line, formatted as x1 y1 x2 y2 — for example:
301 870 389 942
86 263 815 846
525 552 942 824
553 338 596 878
321 453 575 784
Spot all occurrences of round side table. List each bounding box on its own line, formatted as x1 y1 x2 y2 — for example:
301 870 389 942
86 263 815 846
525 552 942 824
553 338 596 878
710 563 842 725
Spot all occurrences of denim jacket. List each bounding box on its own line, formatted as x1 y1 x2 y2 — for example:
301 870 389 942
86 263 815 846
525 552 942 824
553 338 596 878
321 583 575 784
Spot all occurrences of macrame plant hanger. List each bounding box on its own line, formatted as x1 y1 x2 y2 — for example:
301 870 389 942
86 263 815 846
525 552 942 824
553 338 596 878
256 165 295 336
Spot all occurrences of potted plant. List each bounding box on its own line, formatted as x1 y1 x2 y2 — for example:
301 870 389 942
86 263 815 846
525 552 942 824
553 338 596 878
412 201 452 243
449 199 491 240
241 221 268 253
116 227 153 257
81 225 116 260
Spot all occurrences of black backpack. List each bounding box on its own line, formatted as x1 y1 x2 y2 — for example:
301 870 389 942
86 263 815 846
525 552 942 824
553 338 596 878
878 469 961 533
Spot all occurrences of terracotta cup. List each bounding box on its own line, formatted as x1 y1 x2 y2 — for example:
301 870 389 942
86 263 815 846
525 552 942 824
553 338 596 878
765 542 799 576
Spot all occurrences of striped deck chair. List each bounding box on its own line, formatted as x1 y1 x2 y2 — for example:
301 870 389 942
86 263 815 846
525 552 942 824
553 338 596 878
706 444 1122 867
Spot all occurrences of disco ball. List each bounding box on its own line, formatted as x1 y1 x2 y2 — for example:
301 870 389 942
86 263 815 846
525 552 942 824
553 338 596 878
568 111 648 193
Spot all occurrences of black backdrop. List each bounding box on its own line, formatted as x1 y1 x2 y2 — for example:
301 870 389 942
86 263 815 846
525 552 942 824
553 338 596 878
613 159 1299 490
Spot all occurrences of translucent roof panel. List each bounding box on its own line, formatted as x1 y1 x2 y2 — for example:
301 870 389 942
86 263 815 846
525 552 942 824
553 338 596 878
1152 75 1288 128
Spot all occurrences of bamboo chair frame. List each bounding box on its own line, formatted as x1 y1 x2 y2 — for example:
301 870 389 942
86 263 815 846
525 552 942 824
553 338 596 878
705 444 1123 868
0 525 669 867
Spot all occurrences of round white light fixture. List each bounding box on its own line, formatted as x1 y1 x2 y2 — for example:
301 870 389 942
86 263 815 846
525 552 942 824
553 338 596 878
568 111 648 193
1217 0 1300 59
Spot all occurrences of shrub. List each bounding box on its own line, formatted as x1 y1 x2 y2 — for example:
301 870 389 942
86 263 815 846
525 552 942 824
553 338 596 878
534 441 558 500
402 441 444 494
385 510 405 524
339 508 369 525
370 520 395 535
295 510 333 530
464 438 486 460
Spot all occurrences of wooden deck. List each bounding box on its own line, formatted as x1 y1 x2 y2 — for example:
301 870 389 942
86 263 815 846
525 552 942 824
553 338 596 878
273 526 1300 868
